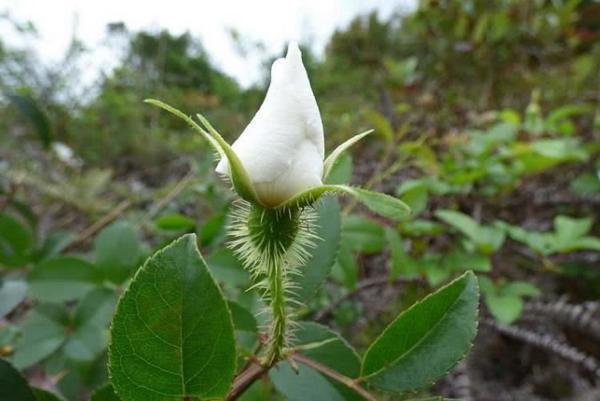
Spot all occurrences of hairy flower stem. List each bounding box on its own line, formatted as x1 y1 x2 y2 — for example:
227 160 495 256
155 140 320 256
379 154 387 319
228 201 318 366
265 257 287 364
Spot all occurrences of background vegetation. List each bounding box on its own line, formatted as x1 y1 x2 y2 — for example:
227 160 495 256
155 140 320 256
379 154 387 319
1 1 600 400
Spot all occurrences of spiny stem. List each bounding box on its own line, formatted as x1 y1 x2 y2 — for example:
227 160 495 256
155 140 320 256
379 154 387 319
264 258 287 364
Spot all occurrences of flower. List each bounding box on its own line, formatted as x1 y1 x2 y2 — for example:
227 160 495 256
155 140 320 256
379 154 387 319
215 42 324 207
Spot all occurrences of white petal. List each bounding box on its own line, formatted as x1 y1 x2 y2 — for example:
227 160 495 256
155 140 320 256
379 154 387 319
216 42 324 206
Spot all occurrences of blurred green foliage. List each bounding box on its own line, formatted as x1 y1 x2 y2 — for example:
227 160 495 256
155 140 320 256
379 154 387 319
1 0 600 399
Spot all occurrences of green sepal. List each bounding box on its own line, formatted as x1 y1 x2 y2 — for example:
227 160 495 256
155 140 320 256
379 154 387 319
195 113 260 204
279 184 411 220
322 129 373 180
144 99 259 204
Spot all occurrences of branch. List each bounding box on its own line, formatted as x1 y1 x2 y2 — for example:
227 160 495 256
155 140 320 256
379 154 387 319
291 354 378 401
226 360 269 401
483 318 600 377
142 167 195 222
64 199 131 251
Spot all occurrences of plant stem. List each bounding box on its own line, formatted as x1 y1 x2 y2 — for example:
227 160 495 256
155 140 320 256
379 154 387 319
264 258 287 364
226 360 269 401
291 354 378 401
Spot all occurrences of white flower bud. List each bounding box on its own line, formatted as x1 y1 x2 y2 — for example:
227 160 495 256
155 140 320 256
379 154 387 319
216 42 324 207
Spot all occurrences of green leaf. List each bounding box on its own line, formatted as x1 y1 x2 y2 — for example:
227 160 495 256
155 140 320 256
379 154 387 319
361 271 479 393
294 322 360 377
498 222 556 255
485 295 523 324
502 281 541 297
0 358 36 401
90 384 121 401
227 301 257 333
63 289 116 361
271 362 346 401
569 236 600 251
341 215 385 254
108 234 236 401
385 228 418 279
345 187 411 221
12 305 67 369
198 211 227 247
0 279 27 318
443 251 491 273
33 230 75 262
399 219 446 236
31 387 67 401
205 248 250 289
332 244 358 289
422 254 449 286
554 215 592 240
294 198 341 299
323 129 373 180
570 173 600 195
270 322 361 401
434 210 479 239
396 180 429 216
154 214 196 231
28 256 98 303
436 210 504 253
94 221 142 284
0 213 34 267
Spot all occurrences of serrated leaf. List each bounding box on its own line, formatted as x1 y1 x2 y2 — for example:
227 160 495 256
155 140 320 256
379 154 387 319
108 234 236 401
361 271 479 393
0 358 36 401
28 256 98 303
293 198 341 299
